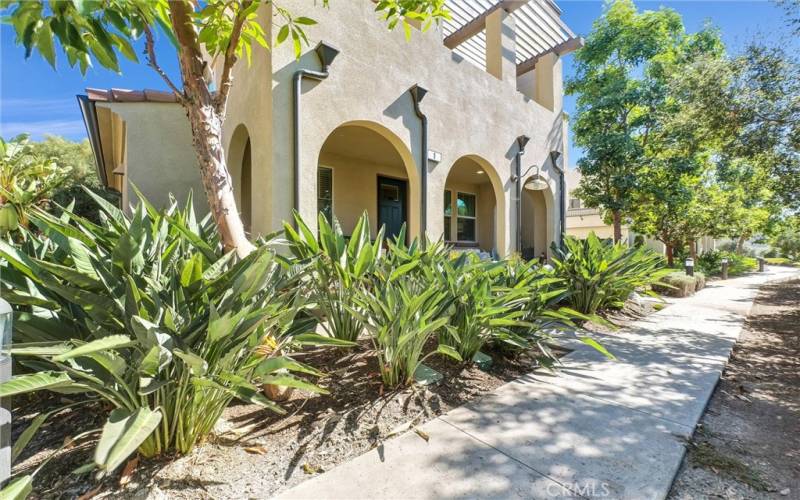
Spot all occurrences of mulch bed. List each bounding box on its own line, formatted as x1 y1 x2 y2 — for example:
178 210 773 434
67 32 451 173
669 279 800 499
12 340 558 499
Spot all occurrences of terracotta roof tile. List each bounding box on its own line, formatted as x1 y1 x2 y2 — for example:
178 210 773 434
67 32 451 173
85 87 179 103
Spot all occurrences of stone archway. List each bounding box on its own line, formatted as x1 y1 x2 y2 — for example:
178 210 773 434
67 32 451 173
442 155 506 255
521 177 555 260
315 121 419 241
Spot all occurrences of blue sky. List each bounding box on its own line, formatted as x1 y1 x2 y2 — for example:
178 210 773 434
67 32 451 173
0 1 795 165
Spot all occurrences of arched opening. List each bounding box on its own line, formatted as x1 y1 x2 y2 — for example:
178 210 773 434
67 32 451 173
227 124 252 234
443 155 504 255
521 178 554 260
317 122 419 241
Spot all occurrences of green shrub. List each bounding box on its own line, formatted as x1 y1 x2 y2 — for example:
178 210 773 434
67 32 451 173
352 240 460 388
765 257 797 266
0 192 330 488
436 255 529 362
283 211 383 342
550 233 671 315
653 271 706 297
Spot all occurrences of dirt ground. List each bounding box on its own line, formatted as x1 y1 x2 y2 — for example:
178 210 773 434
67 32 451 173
11 301 649 500
669 279 800 500
12 340 557 499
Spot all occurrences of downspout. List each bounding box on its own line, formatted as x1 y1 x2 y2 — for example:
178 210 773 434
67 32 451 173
549 151 566 248
514 135 531 254
76 95 109 190
293 42 340 217
409 84 429 245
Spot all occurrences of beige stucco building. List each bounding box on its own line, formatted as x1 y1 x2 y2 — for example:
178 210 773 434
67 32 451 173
564 166 632 242
80 0 582 259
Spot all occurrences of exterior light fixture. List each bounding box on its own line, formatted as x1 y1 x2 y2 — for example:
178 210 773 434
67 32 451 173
514 165 548 191
476 170 484 175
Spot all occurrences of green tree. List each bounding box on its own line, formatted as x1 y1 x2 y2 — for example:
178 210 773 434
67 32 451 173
3 0 448 256
566 0 684 242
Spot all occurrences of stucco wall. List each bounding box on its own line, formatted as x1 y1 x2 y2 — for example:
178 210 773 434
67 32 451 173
318 152 408 238
99 102 204 213
261 0 566 256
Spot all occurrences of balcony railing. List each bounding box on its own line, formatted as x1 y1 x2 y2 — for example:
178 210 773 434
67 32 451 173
567 207 601 217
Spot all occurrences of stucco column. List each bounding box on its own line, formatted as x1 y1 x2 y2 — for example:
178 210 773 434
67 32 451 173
535 52 562 112
485 8 516 86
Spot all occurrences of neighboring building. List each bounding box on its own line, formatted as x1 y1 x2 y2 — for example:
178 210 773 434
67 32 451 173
564 166 632 242
79 0 583 258
565 166 718 255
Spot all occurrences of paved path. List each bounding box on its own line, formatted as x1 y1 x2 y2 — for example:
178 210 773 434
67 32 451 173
277 267 799 500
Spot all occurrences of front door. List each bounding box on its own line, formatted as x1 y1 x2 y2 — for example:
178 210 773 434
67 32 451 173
377 176 407 242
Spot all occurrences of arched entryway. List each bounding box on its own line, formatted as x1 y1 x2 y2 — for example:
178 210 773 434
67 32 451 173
521 176 555 260
316 121 419 241
227 124 252 234
443 155 505 255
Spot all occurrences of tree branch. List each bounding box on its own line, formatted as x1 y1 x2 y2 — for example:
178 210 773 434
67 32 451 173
144 24 186 103
214 0 253 116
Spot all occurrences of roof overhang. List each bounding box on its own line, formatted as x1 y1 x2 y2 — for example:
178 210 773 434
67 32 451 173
442 0 583 74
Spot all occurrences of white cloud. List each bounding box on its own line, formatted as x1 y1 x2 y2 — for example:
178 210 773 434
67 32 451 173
0 119 87 140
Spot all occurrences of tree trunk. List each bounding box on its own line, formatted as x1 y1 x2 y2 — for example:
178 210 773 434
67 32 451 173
170 1 254 258
665 244 674 267
689 239 697 260
736 234 746 255
612 209 622 243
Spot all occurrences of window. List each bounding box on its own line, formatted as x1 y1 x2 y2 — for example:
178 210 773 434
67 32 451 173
444 190 452 240
456 192 476 242
318 167 333 222
569 198 581 209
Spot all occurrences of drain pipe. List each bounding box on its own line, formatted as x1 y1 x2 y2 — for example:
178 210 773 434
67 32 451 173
514 135 531 254
293 42 340 217
549 150 566 248
409 84 429 245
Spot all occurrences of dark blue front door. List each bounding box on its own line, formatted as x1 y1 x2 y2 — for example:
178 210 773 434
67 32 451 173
377 176 407 242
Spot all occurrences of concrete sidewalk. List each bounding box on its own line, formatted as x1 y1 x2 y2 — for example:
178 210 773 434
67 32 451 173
277 267 799 500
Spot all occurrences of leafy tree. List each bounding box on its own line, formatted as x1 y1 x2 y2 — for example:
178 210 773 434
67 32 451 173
27 135 119 222
2 0 448 256
566 0 684 242
0 135 72 234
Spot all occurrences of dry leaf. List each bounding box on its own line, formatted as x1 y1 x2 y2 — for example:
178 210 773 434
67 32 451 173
118 456 139 486
62 435 75 449
78 485 102 500
414 428 430 442
244 446 268 455
302 463 322 474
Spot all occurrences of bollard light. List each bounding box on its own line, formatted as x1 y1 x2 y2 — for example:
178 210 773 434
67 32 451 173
757 257 765 272
0 297 11 484
685 258 694 277
721 258 729 280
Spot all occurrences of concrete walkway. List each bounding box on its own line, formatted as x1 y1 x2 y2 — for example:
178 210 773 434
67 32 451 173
277 267 799 500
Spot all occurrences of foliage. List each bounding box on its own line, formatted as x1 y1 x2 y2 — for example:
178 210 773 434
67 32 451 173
0 192 328 491
26 135 119 223
565 0 686 240
550 233 671 315
2 0 450 254
770 222 800 260
653 271 704 297
695 250 757 276
351 238 460 388
283 211 384 342
436 254 530 361
0 135 72 234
